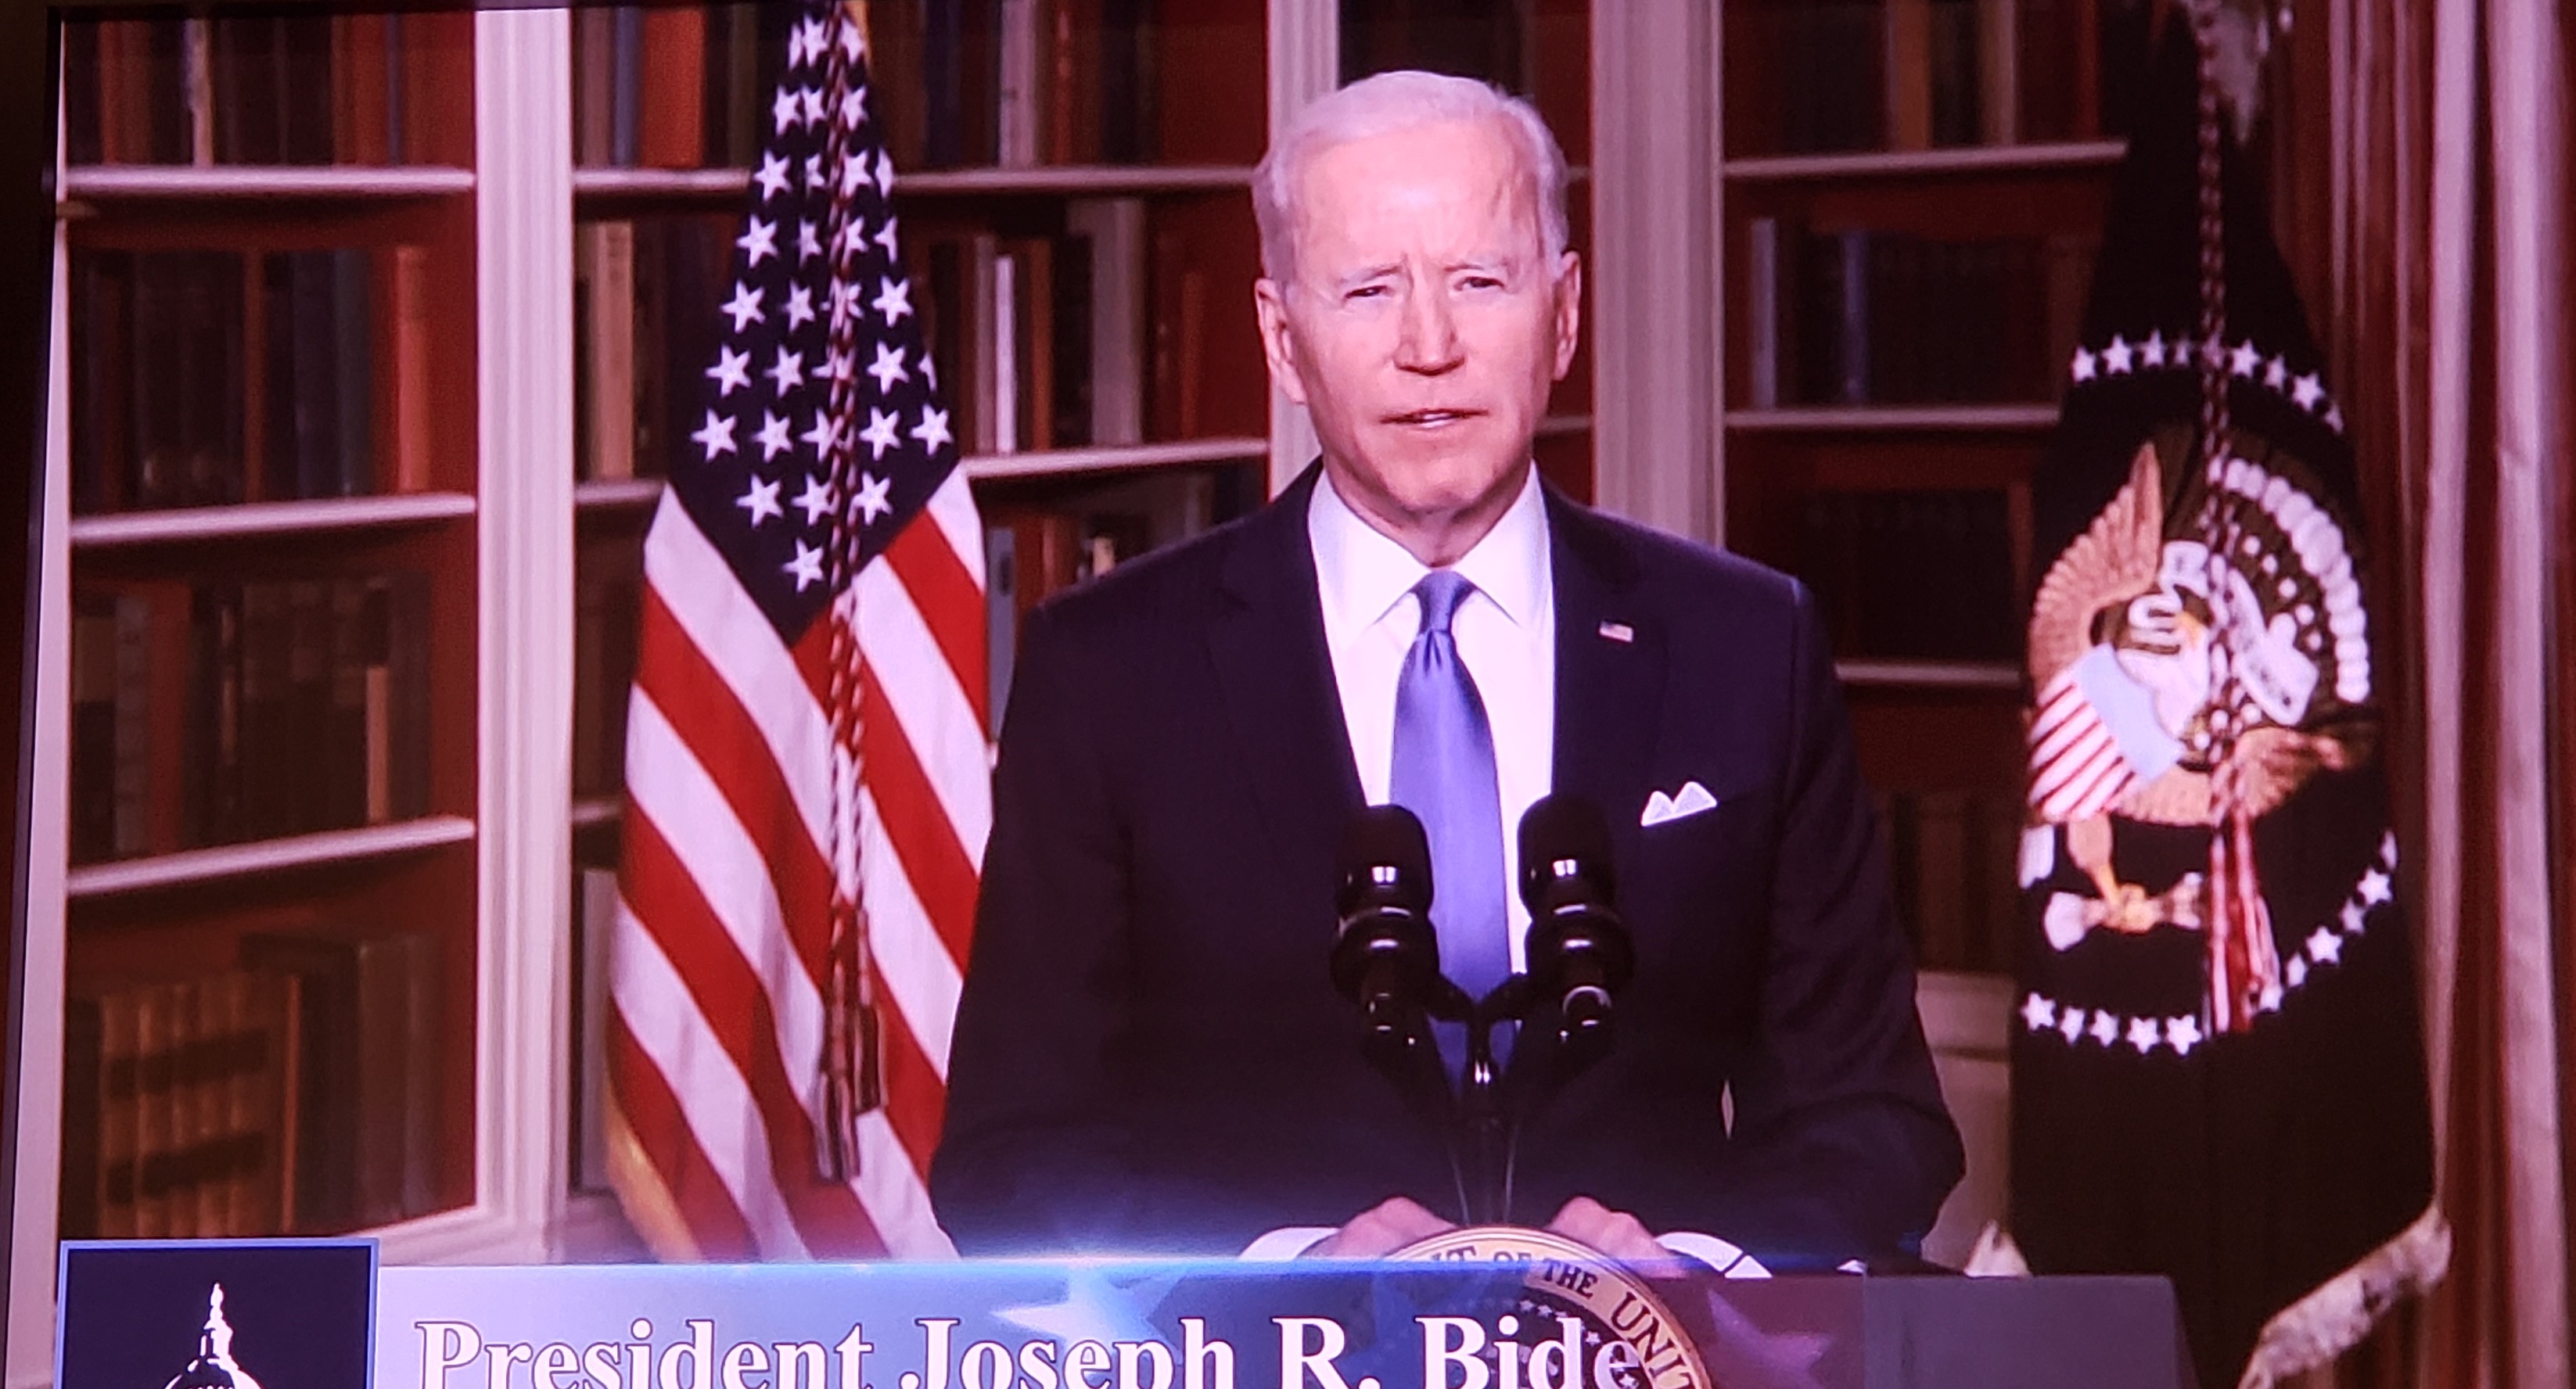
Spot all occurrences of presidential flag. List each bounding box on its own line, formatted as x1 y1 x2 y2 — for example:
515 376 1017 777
605 0 988 1258
2002 16 2443 1388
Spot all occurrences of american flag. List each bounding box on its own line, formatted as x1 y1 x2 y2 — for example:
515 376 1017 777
605 0 986 1258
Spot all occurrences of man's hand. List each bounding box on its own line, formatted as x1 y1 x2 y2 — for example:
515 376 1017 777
1301 1197 1457 1258
1547 1197 1685 1272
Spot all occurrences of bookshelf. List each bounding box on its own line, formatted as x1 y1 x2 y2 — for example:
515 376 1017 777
16 13 576 1366
37 0 499 1267
9 0 1759 1362
10 1 1605 1317
1715 0 2154 1266
1717 0 2150 979
0 0 2134 1326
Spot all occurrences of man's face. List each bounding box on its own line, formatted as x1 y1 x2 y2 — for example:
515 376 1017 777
1256 117 1580 538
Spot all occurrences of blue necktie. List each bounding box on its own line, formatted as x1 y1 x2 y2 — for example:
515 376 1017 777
1389 570 1509 1080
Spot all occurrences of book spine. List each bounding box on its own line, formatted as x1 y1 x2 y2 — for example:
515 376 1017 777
145 18 190 163
384 13 407 163
390 245 432 493
586 221 638 482
109 592 150 860
923 0 963 168
627 219 666 477
573 6 614 168
361 576 393 824
183 580 214 848
576 869 619 1190
1836 229 1872 405
240 935 354 1231
198 582 245 844
182 17 214 165
610 5 643 169
1978 0 2021 145
57 995 106 1238
1066 196 1148 443
992 248 1019 454
327 579 371 831
389 571 433 820
289 250 340 501
1884 0 1933 151
1049 229 1094 448
983 526 1018 739
168 252 214 506
997 0 1040 167
69 251 123 515
401 931 444 1219
1929 0 1984 148
131 982 174 1238
279 14 336 165
1744 218 1780 411
142 583 193 856
128 253 180 509
253 971 300 1234
340 14 393 165
971 234 1001 454
638 6 706 170
259 253 296 500
284 580 330 835
70 596 117 864
1021 238 1054 450
236 582 283 841
332 247 376 497
192 975 233 1236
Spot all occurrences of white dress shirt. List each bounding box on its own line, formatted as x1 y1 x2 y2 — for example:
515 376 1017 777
1308 464 1554 972
1239 466 1769 1277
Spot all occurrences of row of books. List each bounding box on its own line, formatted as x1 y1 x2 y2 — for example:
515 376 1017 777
70 573 434 866
573 199 1200 480
1743 221 2096 408
881 0 1165 170
59 925 445 1240
63 15 419 167
1755 0 2152 156
573 216 731 483
1796 489 2022 664
572 4 781 173
69 246 433 515
907 199 1151 458
1878 785 2026 975
570 0 1166 174
979 467 1249 734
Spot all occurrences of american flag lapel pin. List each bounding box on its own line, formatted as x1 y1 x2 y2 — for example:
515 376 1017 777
1598 620 1634 643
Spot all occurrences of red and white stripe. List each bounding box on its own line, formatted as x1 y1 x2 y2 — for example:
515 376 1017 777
2027 669 2139 824
607 471 988 1259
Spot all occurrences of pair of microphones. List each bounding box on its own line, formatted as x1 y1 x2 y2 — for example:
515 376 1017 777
1328 795 1636 1067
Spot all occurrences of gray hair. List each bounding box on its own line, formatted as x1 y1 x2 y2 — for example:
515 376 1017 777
1252 70 1571 286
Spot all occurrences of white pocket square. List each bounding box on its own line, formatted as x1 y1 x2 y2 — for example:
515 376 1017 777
1640 781 1719 827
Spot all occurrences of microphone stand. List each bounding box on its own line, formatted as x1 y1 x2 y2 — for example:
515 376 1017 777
1457 973 1618 1226
1457 985 1514 1225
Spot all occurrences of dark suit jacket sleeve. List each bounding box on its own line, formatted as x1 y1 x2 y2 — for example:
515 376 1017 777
929 601 1150 1252
931 601 1266 1254
1698 584 1965 1265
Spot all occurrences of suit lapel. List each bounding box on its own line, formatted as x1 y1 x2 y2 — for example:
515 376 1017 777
1547 489 1667 829
1504 490 1670 1118
1207 467 1366 892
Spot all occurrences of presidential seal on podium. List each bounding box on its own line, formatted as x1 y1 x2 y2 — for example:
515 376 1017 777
1390 1227 1712 1389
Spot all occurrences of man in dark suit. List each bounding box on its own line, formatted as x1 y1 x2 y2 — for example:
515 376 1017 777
929 70 1961 1266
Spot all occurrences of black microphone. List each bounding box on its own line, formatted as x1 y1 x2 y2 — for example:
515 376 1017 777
1516 795 1635 1050
1330 806 1447 1046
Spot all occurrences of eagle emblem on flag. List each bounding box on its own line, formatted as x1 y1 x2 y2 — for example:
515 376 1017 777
2025 425 2380 1032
